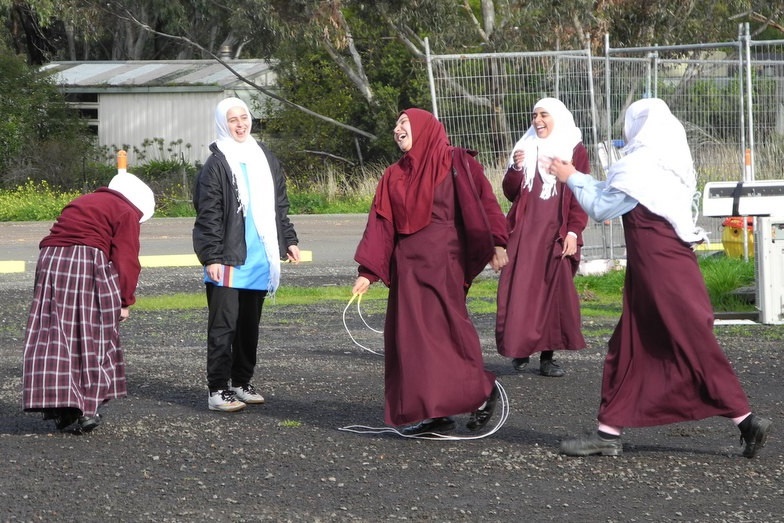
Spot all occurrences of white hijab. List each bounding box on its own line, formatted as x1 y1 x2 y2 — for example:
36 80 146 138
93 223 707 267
509 97 582 199
607 98 707 244
214 97 281 293
108 172 155 222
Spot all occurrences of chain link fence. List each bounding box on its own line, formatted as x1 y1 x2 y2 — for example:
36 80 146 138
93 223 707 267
426 25 784 261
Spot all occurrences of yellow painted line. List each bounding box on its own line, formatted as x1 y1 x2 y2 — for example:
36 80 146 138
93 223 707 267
139 250 313 268
139 254 201 267
0 260 25 273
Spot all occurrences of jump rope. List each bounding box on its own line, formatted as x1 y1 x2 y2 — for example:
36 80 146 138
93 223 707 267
340 292 509 440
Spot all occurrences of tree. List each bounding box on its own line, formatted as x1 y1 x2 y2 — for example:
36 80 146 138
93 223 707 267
1 0 245 62
259 1 436 174
0 44 95 188
2 0 781 180
119 1 784 172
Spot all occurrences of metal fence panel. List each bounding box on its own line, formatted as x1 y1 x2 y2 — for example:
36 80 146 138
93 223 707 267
428 48 596 179
426 27 784 260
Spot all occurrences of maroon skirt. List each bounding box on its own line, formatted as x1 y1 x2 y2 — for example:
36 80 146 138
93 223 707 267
598 205 750 427
22 245 126 417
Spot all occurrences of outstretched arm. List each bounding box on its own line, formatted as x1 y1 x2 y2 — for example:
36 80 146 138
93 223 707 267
551 159 637 222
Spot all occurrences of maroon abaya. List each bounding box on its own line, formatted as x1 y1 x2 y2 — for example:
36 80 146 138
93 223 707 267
598 205 751 427
355 109 507 427
383 174 494 425
496 144 589 359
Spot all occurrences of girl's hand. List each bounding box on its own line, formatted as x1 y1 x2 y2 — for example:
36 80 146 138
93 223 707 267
352 276 371 295
287 245 301 264
206 263 222 282
562 234 578 258
511 150 525 171
490 246 508 272
550 158 577 182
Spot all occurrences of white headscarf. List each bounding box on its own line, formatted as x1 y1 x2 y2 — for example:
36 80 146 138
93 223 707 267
214 97 281 293
607 98 707 244
108 172 155 222
509 97 582 199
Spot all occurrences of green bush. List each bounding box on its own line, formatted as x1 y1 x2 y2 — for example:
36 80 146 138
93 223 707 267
575 255 755 314
0 50 96 190
0 178 198 220
700 254 756 311
0 180 80 221
152 183 197 217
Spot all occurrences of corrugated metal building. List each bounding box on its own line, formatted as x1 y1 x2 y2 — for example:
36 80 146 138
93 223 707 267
40 60 277 166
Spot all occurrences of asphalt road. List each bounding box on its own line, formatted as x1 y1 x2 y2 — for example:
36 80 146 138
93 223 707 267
0 216 780 522
0 214 369 268
0 214 726 279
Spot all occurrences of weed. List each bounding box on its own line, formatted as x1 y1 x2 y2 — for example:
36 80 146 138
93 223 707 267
279 420 302 428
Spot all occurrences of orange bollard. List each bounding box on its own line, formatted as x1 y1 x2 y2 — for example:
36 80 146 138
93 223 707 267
744 148 751 181
117 150 127 173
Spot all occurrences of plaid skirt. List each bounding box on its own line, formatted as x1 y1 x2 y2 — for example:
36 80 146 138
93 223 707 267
22 245 127 416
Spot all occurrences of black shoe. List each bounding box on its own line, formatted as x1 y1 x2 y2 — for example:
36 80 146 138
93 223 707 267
540 359 565 377
467 385 500 431
560 432 623 456
400 417 456 436
512 357 530 371
740 415 772 459
52 408 81 431
77 414 102 434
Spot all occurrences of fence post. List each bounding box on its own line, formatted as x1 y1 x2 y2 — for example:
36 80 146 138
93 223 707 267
738 23 747 175
604 33 615 261
425 37 439 119
586 34 599 148
743 23 756 182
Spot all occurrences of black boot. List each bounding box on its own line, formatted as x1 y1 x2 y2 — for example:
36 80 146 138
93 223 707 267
739 414 772 459
400 417 456 436
512 357 529 371
467 385 500 431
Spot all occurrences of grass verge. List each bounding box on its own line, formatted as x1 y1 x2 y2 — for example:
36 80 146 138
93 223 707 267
134 256 754 325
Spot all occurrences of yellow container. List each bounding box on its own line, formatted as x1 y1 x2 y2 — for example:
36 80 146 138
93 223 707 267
721 219 754 258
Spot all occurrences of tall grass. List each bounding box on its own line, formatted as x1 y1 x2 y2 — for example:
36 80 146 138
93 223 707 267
694 141 784 188
287 162 381 214
700 254 756 311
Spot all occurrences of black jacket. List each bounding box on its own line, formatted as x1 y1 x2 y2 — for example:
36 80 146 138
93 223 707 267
192 141 298 267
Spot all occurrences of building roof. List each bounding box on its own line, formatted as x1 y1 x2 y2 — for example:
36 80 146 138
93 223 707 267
40 60 276 92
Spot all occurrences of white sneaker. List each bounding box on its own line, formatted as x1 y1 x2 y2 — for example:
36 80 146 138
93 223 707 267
208 390 246 412
230 384 265 404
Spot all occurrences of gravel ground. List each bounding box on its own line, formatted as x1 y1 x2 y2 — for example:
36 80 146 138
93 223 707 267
0 263 781 522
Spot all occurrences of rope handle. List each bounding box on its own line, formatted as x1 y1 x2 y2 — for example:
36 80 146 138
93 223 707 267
342 292 383 355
